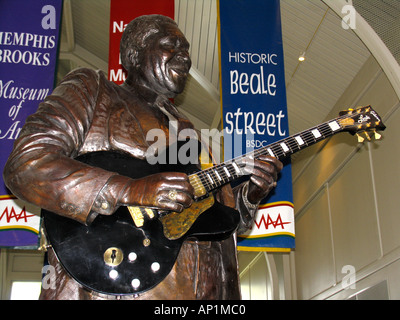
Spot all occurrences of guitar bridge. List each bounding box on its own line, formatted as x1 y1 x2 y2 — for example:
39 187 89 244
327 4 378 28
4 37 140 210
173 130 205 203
193 192 210 202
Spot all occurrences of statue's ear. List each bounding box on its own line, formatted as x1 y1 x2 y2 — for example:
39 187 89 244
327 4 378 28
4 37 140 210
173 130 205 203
127 48 139 68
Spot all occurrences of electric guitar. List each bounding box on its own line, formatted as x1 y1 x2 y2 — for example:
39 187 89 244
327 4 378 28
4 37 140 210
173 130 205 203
42 106 386 295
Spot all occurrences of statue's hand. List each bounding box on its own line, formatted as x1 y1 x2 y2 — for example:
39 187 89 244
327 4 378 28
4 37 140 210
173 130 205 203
241 155 283 204
120 172 194 213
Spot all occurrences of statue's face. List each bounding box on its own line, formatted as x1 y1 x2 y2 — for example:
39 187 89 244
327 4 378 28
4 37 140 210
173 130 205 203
138 23 191 97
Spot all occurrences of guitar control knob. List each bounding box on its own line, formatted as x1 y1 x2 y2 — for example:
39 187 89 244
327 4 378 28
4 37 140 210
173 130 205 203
143 238 151 247
128 252 137 262
109 269 119 280
151 262 160 272
131 278 140 289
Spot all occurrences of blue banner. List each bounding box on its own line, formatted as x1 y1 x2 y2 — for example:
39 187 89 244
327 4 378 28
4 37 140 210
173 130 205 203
0 0 62 248
218 0 294 251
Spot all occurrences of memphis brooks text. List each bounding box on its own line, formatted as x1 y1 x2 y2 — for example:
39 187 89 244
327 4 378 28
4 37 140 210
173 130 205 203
0 31 56 67
0 31 56 140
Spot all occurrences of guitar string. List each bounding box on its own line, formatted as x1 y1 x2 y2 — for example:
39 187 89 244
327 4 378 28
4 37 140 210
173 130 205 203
200 111 367 190
196 124 335 191
195 163 236 190
192 110 377 192
197 122 336 190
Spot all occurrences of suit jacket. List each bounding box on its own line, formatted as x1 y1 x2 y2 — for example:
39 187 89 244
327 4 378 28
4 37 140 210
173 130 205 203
3 68 253 300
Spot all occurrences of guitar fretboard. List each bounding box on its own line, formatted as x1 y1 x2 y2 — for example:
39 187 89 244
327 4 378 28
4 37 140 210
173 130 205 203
192 118 344 195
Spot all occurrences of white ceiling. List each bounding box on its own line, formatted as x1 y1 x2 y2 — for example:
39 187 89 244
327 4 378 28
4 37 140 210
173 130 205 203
57 0 397 137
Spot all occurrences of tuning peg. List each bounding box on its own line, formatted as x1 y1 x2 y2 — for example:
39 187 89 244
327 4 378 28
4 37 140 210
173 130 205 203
356 133 365 143
364 132 372 141
374 130 382 140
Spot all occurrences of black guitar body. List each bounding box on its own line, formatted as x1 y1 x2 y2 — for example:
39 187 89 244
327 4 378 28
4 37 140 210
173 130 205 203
42 149 240 295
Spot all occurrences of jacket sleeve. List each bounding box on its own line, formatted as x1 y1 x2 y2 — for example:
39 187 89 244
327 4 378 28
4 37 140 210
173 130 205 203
3 68 117 225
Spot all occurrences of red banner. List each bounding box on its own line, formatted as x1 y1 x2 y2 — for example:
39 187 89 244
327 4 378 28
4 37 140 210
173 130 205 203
108 0 174 84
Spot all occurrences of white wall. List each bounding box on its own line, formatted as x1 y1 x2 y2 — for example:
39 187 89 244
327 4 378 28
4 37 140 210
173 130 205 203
292 55 400 299
239 251 296 300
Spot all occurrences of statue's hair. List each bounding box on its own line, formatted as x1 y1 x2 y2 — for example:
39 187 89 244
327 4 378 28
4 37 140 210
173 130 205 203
120 15 178 70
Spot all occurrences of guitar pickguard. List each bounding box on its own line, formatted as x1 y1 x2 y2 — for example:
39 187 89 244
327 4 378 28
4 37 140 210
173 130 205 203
160 196 215 240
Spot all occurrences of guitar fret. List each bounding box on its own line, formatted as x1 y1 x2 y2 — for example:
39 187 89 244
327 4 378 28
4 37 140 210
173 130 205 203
321 122 334 135
227 163 238 177
197 174 211 193
280 142 290 153
311 128 322 139
285 136 299 151
267 148 275 157
300 134 310 146
214 169 225 186
329 120 341 131
209 169 219 185
204 167 226 190
206 173 214 185
232 161 241 174
272 144 283 158
302 130 316 144
223 166 231 178
216 166 228 183
214 169 222 181
295 135 305 146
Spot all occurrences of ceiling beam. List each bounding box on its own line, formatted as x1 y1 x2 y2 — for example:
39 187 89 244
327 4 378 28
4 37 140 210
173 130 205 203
285 8 329 91
59 45 108 71
323 0 400 101
63 0 75 52
59 0 108 73
189 66 222 129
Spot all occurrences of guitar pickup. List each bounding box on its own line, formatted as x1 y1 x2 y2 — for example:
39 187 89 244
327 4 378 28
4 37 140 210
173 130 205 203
127 206 156 227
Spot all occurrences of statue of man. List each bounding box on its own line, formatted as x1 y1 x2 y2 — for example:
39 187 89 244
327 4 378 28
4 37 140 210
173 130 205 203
3 15 282 300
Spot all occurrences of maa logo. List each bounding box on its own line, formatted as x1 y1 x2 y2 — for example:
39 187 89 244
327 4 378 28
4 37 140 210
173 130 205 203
0 205 36 223
0 197 41 233
253 213 291 230
239 202 295 238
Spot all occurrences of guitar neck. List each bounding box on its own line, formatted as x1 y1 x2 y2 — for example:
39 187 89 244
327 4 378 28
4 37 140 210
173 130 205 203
191 116 346 195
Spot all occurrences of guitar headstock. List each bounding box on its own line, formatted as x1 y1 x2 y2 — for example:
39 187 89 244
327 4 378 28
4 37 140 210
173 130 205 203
338 106 386 142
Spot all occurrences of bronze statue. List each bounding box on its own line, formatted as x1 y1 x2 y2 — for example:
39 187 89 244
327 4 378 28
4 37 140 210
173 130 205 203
3 15 282 300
